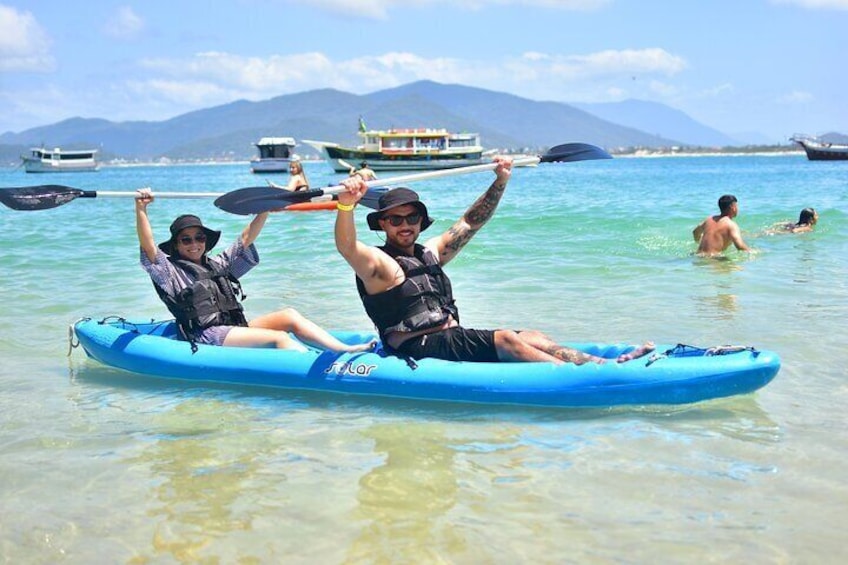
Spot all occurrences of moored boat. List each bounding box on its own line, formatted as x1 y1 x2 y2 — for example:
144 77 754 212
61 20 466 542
22 147 99 173
250 137 297 173
790 134 848 161
304 119 485 173
72 317 780 408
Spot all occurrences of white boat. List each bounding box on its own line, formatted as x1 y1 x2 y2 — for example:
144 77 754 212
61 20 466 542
790 134 848 161
22 147 99 173
304 121 485 172
250 137 297 173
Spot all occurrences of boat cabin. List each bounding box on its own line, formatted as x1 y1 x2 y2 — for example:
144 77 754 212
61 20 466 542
361 128 481 155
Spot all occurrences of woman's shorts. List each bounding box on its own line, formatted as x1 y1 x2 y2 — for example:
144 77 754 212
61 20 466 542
394 327 499 362
194 325 234 346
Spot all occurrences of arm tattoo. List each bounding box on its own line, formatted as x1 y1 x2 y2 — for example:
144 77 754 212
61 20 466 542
441 181 505 261
444 226 478 255
466 181 506 226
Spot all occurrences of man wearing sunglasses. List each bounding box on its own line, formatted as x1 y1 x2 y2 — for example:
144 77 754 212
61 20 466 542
334 157 654 365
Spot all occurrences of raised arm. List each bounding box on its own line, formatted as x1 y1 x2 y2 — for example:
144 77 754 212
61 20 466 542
241 212 270 248
334 177 398 294
135 188 158 262
427 156 512 265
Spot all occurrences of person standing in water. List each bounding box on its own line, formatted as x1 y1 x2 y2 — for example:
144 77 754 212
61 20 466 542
692 194 753 255
284 159 309 192
350 161 377 181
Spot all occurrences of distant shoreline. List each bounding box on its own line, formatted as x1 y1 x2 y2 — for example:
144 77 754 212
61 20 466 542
0 147 808 169
611 148 805 158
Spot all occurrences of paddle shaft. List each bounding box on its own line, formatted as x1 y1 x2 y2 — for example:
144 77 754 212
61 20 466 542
322 155 541 199
75 190 224 199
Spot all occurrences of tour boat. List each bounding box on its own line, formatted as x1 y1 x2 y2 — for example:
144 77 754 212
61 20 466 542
304 121 485 172
250 137 297 173
22 147 99 173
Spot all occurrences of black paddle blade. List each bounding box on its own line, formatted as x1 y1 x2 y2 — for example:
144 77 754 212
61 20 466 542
360 186 387 209
214 187 324 215
215 186 387 215
541 143 612 163
0 185 85 211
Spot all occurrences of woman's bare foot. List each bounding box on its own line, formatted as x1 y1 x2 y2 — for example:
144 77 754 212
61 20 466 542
616 342 656 363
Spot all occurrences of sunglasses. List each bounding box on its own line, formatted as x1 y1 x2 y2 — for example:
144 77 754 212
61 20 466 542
382 213 422 227
178 233 207 245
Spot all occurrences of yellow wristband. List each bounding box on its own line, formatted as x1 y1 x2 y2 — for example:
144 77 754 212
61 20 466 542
336 202 356 212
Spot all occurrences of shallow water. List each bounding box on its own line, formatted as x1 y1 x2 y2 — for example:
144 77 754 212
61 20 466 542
1 155 846 563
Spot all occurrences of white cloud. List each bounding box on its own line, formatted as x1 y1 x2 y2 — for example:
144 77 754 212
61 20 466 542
779 90 814 103
521 52 551 63
648 80 679 97
103 6 146 40
771 0 848 10
127 47 687 110
140 51 338 93
0 5 54 72
304 0 393 19
547 48 687 79
126 78 230 106
1 45 688 129
293 0 609 19
695 83 735 98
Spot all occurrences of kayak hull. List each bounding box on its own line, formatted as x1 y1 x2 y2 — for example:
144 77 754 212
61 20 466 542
73 318 780 407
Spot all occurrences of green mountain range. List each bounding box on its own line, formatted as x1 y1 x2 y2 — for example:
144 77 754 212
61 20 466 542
0 80 760 164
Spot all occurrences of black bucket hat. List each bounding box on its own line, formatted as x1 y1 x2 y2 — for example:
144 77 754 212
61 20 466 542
158 214 221 255
366 187 434 232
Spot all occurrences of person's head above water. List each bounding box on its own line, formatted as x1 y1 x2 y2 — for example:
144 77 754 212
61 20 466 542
797 207 818 226
718 194 738 215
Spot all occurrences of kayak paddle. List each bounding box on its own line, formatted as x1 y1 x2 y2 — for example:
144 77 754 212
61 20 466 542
0 185 221 212
0 183 387 212
0 143 609 214
214 142 612 215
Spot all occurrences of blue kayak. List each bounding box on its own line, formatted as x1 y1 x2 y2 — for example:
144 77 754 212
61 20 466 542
72 317 780 408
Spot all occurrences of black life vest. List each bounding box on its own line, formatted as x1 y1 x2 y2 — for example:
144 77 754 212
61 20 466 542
153 257 249 345
356 243 458 341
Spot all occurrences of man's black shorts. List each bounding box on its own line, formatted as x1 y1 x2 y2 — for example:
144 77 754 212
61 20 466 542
394 327 499 362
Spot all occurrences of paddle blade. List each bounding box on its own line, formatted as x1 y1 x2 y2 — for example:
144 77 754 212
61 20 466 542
0 185 85 211
360 186 387 209
214 187 322 215
541 143 612 163
215 186 388 215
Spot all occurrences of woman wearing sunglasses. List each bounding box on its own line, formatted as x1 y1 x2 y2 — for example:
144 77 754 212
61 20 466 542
334 157 654 365
134 188 373 353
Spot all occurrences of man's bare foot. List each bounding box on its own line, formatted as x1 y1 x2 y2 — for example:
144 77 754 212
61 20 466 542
345 339 378 353
616 341 656 363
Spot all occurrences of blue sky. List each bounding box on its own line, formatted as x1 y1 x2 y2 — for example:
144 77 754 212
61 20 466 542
1 0 846 143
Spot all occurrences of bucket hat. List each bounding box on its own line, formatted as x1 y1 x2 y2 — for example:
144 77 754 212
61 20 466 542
158 214 221 255
366 187 434 231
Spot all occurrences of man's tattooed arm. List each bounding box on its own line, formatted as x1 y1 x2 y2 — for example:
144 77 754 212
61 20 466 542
465 180 507 226
439 180 507 263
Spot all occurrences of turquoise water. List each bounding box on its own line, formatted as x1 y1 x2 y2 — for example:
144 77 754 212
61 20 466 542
1 155 846 562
